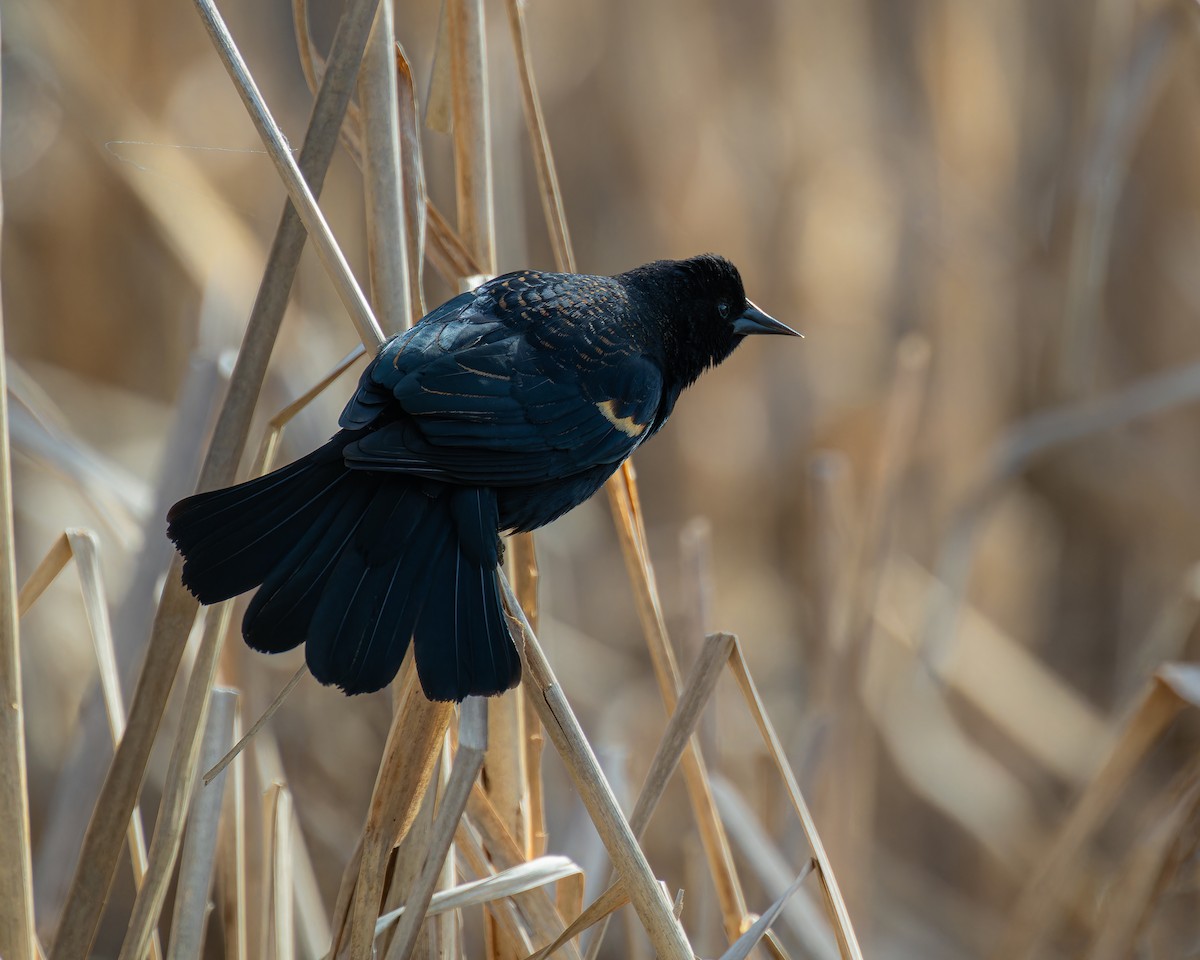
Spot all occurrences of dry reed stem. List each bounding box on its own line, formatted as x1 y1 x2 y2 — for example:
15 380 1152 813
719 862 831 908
359 0 411 333
117 603 234 960
453 823 537 952
17 531 161 960
522 886 628 960
499 574 695 960
710 777 838 960
393 45 429 318
503 0 575 273
341 673 454 960
217 701 247 960
378 856 584 936
605 471 748 941
994 663 1200 959
50 3 379 951
1084 757 1200 960
262 783 296 960
720 861 817 960
584 632 735 959
204 665 306 785
449 0 496 273
192 0 384 351
464 786 583 960
727 637 864 960
0 30 38 949
385 699 488 960
167 687 238 960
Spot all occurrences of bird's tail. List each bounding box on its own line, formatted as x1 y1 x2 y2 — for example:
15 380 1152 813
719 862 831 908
167 440 520 700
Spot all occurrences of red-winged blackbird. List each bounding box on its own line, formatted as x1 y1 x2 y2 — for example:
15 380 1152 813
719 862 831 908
168 255 799 701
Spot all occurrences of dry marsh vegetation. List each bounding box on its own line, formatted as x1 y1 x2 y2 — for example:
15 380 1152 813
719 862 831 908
4 0 1200 958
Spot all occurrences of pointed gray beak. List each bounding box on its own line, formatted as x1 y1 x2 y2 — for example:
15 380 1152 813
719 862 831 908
732 300 803 338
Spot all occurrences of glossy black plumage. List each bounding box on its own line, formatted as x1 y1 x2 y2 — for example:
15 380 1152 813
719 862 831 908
167 255 799 701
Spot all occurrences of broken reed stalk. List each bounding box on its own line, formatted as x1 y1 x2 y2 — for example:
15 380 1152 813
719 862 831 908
262 783 296 960
0 25 38 950
605 468 750 941
48 3 381 955
216 700 247 960
499 573 696 960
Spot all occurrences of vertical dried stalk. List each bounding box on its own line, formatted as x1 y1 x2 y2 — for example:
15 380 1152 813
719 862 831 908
359 0 411 333
0 17 38 951
449 0 496 274
167 687 238 960
217 700 247 960
393 45 427 318
49 3 380 954
117 604 234 960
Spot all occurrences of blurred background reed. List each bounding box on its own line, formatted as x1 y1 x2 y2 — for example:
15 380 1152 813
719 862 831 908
5 0 1200 957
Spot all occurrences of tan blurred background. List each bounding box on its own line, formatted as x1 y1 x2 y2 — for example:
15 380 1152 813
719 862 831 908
6 0 1200 956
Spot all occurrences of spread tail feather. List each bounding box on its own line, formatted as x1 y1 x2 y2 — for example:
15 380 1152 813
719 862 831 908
167 441 521 700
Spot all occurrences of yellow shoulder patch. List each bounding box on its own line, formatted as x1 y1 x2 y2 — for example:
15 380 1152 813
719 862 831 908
596 399 647 438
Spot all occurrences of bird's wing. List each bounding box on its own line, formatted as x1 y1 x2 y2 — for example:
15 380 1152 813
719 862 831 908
341 274 663 485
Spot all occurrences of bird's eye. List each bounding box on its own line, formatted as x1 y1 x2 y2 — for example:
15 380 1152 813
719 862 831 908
717 301 731 319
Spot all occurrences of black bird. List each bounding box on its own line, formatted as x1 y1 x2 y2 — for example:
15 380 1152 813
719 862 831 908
167 254 799 702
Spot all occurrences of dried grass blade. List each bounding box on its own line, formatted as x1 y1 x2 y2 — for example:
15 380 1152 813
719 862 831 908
463 785 583 960
204 666 308 785
520 886 627 960
499 573 694 960
503 0 575 272
710 778 838 960
50 1 379 951
378 856 583 935
192 0 384 351
727 639 864 960
719 862 817 960
0 56 38 950
167 688 238 960
993 665 1196 959
448 0 496 273
383 699 488 958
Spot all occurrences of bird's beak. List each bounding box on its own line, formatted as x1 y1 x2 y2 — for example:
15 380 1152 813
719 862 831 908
733 300 803 338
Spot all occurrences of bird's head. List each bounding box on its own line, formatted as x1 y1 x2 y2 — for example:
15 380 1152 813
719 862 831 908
621 254 801 387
